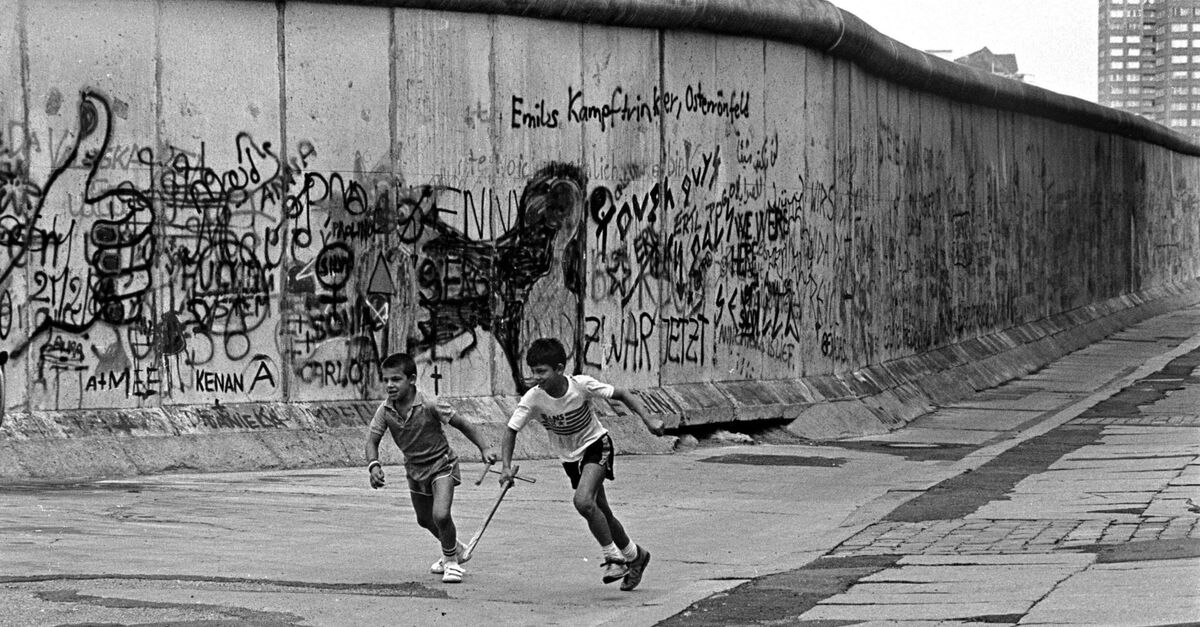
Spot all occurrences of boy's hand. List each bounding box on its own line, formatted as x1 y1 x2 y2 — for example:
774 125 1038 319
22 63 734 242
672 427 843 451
644 416 665 437
497 465 516 485
480 446 498 464
369 465 386 489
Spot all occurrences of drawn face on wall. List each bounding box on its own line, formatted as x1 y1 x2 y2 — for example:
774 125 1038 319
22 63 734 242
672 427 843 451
528 175 583 252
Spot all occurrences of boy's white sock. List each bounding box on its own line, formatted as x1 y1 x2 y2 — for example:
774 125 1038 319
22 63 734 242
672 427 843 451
619 542 639 562
601 543 623 562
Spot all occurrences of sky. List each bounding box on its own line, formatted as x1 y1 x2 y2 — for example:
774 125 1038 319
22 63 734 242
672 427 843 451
830 0 1098 102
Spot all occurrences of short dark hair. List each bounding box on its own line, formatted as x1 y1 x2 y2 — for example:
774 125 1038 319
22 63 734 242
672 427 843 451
380 352 417 378
525 337 567 368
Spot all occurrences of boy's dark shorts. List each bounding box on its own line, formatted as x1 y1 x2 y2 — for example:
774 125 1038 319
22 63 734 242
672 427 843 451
563 433 615 489
406 452 461 496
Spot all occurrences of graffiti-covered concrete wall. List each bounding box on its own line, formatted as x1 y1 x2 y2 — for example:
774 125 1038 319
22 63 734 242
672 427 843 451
2 0 1200 477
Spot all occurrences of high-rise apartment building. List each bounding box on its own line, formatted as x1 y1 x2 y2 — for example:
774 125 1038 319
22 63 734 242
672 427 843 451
1099 0 1200 136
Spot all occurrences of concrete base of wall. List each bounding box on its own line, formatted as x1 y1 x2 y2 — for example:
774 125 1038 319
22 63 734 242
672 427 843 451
3 280 1198 482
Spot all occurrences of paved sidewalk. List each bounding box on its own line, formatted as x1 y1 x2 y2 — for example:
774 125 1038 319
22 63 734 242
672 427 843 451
666 306 1200 626
3 306 1200 626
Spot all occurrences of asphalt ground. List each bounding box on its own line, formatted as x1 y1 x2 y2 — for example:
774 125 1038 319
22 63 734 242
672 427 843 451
3 306 1200 626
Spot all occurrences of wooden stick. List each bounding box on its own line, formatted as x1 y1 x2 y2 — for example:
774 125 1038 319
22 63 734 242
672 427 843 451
485 466 536 483
474 461 495 486
461 464 518 562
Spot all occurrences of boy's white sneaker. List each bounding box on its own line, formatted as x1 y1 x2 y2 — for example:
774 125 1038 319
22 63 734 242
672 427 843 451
430 541 470 574
442 562 464 583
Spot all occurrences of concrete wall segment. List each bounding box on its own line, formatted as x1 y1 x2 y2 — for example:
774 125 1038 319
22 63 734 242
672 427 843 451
577 24 662 389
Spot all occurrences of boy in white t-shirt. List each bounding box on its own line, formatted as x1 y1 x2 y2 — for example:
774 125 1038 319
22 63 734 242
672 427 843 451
499 337 665 591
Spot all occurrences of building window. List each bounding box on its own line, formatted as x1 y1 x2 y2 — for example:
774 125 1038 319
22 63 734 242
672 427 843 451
1113 86 1127 95
1172 54 1189 63
1190 86 1200 94
1127 73 1142 81
1191 118 1200 125
1113 48 1127 56
1111 9 1126 17
1172 85 1189 94
1172 39 1189 48
1113 61 1126 69
1170 118 1188 126
1129 61 1142 68
1130 86 1143 94
1127 35 1143 43
1192 54 1200 62
1172 23 1190 32
1170 102 1189 110
1171 70 1189 78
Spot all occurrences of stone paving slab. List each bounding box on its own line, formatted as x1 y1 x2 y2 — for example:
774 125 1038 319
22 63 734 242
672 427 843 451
799 557 1093 622
800 601 1032 622
1071 415 1200 426
854 562 1088 584
898 553 1096 566
945 390 1080 412
1019 558 1200 626
905 409 1045 433
849 427 1000 446
849 622 1010 627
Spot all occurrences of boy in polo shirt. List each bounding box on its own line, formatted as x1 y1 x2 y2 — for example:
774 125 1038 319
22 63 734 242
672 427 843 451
365 352 497 583
498 337 665 591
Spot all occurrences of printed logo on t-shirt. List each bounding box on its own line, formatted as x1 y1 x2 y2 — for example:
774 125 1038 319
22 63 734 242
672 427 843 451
543 402 592 435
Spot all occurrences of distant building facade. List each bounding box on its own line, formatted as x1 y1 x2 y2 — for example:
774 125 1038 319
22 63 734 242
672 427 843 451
1099 0 1200 136
954 47 1026 82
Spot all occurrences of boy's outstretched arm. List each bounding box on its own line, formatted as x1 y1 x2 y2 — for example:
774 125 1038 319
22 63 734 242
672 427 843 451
448 414 497 463
611 388 665 436
498 427 519 484
365 430 386 488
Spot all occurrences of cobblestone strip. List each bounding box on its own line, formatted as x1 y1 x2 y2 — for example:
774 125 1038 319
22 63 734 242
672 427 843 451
831 515 1200 557
1069 415 1200 426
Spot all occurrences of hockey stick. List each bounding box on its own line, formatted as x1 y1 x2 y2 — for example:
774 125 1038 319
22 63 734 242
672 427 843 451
461 464 523 561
